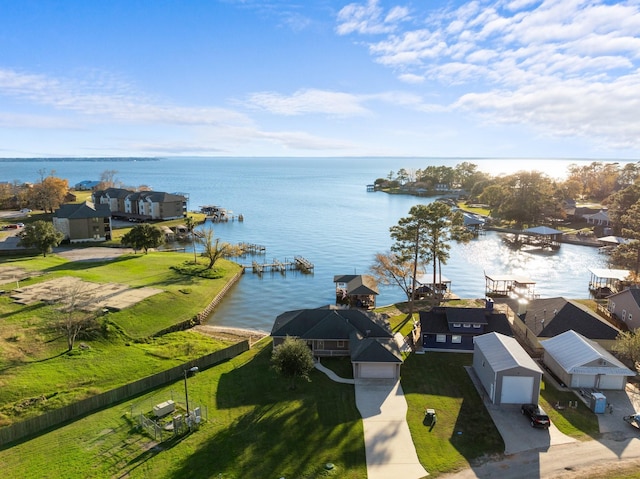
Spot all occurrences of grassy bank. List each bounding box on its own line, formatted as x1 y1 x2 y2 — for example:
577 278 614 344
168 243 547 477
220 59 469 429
0 339 367 479
0 252 242 425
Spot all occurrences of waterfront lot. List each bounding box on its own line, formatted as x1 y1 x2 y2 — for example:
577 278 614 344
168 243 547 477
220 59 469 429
0 252 242 425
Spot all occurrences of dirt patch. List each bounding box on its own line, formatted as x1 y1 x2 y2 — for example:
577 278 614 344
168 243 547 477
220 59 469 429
9 276 163 311
193 325 268 344
53 246 136 262
0 266 42 285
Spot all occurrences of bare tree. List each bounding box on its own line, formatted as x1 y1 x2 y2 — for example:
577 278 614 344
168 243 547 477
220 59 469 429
53 283 99 352
200 227 231 269
370 251 415 301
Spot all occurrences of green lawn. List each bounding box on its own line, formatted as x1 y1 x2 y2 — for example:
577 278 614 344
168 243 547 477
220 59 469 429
0 339 367 479
402 352 504 476
539 379 600 440
0 252 243 425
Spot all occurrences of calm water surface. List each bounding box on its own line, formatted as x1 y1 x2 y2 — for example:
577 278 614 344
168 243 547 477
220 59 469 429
2 157 610 331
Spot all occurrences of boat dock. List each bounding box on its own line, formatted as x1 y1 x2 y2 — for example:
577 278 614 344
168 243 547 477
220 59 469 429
238 243 266 254
243 256 314 275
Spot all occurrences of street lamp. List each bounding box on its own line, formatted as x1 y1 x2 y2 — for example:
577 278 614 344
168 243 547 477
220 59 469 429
183 366 199 426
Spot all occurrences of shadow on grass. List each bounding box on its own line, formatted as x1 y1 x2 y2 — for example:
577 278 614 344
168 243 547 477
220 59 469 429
167 344 366 478
42 254 137 272
402 352 504 474
0 301 47 320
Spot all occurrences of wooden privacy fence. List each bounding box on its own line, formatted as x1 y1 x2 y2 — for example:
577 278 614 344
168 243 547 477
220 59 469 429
0 340 249 447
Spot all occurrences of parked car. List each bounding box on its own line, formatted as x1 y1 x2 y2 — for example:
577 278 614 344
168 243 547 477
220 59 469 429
20 208 32 214
521 403 551 428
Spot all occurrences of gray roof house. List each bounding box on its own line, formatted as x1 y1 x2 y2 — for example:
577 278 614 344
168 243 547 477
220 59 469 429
472 332 543 405
541 330 635 390
52 201 112 243
494 297 621 351
606 286 640 331
271 307 402 379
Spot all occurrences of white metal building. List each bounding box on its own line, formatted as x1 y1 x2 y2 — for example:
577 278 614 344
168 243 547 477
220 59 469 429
473 332 543 405
541 330 635 390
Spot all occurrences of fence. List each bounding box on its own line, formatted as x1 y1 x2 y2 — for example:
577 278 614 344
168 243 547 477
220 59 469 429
0 340 249 447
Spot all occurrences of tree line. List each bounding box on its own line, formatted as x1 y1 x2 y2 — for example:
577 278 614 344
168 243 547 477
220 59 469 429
375 161 640 274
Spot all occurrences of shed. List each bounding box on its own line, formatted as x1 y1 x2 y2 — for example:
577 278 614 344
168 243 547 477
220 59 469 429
541 330 635 390
473 332 543 405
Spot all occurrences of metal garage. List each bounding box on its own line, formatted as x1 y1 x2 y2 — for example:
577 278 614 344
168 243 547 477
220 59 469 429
473 332 543 405
541 330 635 390
501 376 535 404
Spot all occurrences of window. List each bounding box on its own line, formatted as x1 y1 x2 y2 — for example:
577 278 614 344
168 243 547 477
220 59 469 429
473 323 481 328
436 334 446 343
463 323 471 328
623 310 627 321
451 335 462 344
337 341 345 348
452 323 461 328
629 313 633 323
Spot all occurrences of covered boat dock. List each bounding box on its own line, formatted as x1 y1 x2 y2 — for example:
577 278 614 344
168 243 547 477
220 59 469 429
485 272 538 300
588 268 631 298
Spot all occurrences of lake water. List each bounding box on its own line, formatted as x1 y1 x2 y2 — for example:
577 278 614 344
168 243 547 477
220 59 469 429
1 157 613 331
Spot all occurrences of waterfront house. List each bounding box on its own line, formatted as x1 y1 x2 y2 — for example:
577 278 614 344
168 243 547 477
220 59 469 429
473 332 543 405
74 180 101 191
495 297 621 353
584 209 611 227
53 201 112 243
93 188 187 221
334 274 379 309
541 330 635 390
419 305 513 352
606 286 640 330
93 187 130 216
270 307 402 379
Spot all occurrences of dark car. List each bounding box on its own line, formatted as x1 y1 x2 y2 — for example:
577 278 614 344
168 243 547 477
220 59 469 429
521 403 550 428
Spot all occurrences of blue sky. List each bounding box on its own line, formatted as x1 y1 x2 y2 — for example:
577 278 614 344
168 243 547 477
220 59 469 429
1 0 639 159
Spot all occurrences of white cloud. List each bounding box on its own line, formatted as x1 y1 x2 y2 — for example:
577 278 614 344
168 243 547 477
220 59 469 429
0 68 252 127
246 88 371 116
338 0 640 149
398 73 425 84
336 0 409 35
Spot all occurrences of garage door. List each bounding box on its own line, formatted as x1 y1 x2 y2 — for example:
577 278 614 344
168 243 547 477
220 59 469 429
500 376 534 404
597 375 623 390
358 363 396 379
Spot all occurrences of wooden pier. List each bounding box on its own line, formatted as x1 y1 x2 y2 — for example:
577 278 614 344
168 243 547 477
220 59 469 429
239 243 266 254
243 256 314 275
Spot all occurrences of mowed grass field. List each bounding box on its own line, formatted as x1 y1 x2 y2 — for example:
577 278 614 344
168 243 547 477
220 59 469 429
0 252 242 425
0 249 603 478
0 340 368 479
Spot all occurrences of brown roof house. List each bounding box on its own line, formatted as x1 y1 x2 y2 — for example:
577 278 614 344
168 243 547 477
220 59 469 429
333 274 379 309
53 201 112 243
271 307 402 379
494 297 621 352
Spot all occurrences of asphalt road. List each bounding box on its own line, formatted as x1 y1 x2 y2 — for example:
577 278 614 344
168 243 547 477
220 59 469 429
441 434 640 479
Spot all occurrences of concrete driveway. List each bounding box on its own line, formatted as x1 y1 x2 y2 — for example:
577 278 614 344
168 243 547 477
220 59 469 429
354 378 428 479
465 366 576 454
